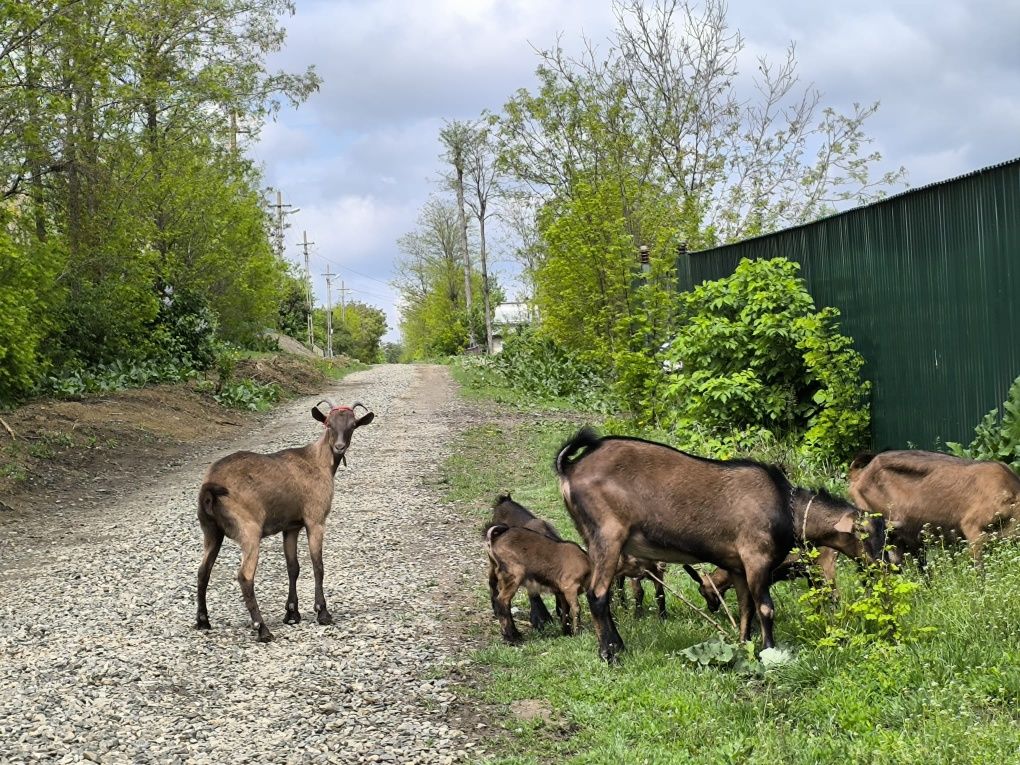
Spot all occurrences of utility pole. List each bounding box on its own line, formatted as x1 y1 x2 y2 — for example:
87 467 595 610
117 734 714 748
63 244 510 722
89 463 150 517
323 265 334 359
299 231 315 351
228 111 250 154
267 190 298 258
337 280 352 325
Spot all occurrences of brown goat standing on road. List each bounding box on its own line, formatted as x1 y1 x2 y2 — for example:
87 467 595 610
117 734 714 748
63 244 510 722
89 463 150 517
848 450 1020 569
556 428 795 662
686 487 887 612
195 400 374 642
485 524 591 643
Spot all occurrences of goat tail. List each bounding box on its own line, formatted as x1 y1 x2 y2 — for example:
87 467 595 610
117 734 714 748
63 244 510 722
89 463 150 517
198 482 229 517
485 523 510 550
554 427 602 477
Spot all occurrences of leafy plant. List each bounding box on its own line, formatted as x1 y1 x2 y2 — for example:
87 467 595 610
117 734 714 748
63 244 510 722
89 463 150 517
660 258 871 462
212 378 280 411
797 549 926 649
678 637 762 676
948 375 1020 471
463 327 616 412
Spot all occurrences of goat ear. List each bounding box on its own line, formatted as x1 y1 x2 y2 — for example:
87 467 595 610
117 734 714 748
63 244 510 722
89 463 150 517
834 513 855 534
312 407 326 423
681 564 703 584
355 411 375 427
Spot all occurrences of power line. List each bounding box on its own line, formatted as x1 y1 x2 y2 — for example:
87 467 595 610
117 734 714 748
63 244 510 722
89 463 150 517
308 251 393 288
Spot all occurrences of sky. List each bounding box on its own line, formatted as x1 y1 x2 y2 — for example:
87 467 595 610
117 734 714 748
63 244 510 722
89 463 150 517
250 0 1020 343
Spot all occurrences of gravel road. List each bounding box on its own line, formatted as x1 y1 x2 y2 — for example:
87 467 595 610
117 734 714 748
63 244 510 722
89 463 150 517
0 364 489 764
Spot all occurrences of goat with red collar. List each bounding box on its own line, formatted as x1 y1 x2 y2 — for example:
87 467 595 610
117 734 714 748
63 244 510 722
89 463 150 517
195 400 374 642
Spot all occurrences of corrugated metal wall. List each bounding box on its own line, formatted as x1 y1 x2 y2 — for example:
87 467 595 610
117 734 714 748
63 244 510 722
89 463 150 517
679 158 1020 450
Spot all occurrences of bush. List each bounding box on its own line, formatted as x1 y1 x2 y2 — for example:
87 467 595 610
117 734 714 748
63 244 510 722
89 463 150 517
948 375 1020 471
149 289 220 370
0 218 63 405
468 327 616 411
658 258 871 462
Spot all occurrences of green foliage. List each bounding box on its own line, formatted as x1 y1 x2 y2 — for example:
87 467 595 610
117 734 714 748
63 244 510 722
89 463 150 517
150 289 220 370
0 216 64 404
797 547 926 649
461 327 615 412
660 258 870 461
40 358 195 399
948 375 1020 471
533 174 687 367
678 637 762 676
208 378 280 411
381 342 404 363
0 0 316 402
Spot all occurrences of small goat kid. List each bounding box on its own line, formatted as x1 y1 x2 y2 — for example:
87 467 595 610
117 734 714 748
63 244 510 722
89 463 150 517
195 400 374 642
488 494 564 629
485 524 591 643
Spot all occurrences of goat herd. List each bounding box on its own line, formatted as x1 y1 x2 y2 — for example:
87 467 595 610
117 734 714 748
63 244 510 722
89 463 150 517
191 400 1019 665
486 428 1019 662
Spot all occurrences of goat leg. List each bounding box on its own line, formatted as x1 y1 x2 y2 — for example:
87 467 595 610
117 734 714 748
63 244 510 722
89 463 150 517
653 576 667 620
195 523 224 630
237 535 273 643
495 582 523 645
554 592 572 635
527 592 554 630
307 524 333 625
282 529 301 624
630 578 645 618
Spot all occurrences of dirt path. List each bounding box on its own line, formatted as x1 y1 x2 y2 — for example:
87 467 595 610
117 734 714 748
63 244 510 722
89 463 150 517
0 364 490 765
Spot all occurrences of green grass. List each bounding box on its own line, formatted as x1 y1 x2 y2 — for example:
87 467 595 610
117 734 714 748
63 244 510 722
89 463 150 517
445 413 1020 764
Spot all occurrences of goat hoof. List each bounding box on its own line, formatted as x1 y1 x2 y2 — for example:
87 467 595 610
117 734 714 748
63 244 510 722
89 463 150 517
195 616 211 631
284 610 301 625
503 635 524 646
316 610 334 626
257 627 275 643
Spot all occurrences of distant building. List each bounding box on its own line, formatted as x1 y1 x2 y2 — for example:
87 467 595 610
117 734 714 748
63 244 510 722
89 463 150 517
492 302 536 353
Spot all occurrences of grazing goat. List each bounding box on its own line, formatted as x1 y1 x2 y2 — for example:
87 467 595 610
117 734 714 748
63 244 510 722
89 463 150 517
485 524 591 644
195 400 374 642
556 428 794 661
488 494 564 629
849 450 1020 569
685 487 886 611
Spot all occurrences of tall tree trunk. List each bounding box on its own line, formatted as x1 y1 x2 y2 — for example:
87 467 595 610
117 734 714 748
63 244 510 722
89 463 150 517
454 164 475 346
479 202 493 354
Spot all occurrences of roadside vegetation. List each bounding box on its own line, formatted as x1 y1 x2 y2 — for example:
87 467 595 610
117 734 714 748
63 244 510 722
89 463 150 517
0 1 389 412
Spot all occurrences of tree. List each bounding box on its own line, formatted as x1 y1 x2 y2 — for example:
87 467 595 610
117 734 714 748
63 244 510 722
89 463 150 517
394 196 487 359
439 121 477 347
463 119 500 353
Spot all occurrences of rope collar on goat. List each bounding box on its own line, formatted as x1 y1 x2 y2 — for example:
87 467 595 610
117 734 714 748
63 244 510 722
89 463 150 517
801 492 816 543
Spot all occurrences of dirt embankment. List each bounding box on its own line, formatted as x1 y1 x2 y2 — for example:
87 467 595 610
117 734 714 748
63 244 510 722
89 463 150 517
0 354 346 516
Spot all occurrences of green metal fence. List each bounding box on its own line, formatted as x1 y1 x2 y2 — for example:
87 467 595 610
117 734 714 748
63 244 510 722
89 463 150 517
679 158 1020 451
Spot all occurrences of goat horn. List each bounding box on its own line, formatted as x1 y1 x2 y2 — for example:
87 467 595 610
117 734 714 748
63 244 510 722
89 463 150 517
352 401 371 413
315 399 335 412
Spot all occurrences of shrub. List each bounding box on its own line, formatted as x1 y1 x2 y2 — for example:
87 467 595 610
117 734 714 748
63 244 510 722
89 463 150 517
470 327 615 411
658 258 871 462
948 375 1020 471
150 289 220 370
